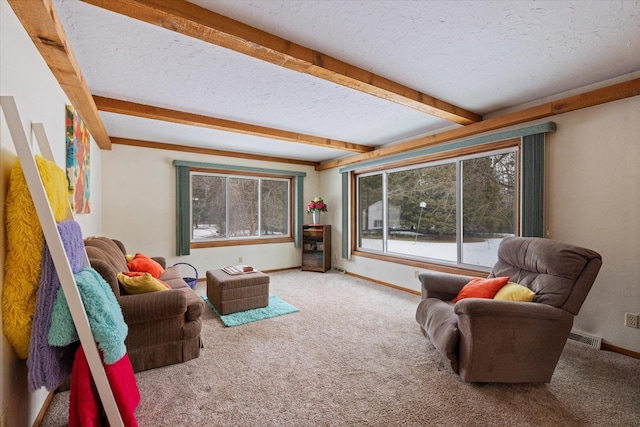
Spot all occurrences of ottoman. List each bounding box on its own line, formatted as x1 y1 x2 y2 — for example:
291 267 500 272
206 269 270 315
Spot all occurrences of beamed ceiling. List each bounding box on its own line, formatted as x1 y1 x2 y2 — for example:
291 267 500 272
7 0 640 169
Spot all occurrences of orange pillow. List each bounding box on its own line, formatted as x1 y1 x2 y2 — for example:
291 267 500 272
127 253 165 278
452 276 510 302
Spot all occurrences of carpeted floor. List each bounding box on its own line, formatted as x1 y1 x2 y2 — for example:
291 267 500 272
41 270 640 426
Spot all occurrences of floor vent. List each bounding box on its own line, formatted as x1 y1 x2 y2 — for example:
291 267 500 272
568 331 602 349
332 267 346 274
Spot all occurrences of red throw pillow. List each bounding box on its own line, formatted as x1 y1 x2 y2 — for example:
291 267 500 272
452 276 510 302
126 253 165 278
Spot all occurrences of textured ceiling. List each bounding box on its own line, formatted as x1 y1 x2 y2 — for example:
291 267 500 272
53 0 640 163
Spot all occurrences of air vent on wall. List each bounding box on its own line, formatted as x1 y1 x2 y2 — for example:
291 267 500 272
568 331 602 349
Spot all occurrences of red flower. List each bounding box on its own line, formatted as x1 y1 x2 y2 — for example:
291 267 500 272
306 197 328 213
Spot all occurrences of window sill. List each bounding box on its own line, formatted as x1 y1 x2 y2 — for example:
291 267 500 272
191 236 293 249
352 250 489 277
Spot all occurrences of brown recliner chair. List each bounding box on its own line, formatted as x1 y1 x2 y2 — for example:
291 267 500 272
84 237 203 372
415 237 602 383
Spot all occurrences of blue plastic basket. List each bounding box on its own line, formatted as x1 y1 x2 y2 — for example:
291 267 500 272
172 262 198 288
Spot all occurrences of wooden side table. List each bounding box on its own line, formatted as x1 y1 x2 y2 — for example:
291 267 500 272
302 224 331 272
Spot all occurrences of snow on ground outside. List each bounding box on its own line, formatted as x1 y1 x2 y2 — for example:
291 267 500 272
362 238 505 267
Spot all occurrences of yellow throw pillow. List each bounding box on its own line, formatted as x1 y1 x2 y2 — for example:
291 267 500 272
493 282 535 302
117 272 170 294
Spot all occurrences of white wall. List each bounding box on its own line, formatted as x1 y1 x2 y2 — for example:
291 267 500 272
100 144 318 276
325 95 640 354
546 96 640 352
0 3 103 425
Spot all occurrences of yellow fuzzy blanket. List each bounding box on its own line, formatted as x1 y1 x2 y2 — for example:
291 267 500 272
2 156 68 359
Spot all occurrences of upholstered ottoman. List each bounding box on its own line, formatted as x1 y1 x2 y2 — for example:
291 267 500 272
206 269 270 315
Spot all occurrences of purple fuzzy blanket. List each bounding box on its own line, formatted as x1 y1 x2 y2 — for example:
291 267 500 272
27 220 85 392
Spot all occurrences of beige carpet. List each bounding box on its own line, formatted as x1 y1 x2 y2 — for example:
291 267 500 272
41 270 640 426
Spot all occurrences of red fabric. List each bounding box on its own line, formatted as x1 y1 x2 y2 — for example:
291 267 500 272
69 346 140 427
127 253 165 278
452 276 510 302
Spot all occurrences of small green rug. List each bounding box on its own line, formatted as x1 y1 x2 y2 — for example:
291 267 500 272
201 294 299 327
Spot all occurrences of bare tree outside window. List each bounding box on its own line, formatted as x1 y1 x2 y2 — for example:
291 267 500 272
229 178 259 237
387 163 457 262
192 174 226 240
462 152 517 266
358 174 383 251
261 180 288 235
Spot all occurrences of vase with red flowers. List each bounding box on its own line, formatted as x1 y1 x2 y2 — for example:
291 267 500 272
307 197 327 224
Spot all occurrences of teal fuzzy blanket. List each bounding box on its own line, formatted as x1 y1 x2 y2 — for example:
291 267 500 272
49 268 127 364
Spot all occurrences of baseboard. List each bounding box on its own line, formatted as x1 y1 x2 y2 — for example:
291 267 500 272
262 266 301 274
195 266 300 281
33 391 55 427
346 272 421 296
601 343 640 360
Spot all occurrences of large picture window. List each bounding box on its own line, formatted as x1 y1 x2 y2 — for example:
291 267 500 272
356 148 518 269
191 172 291 242
174 160 306 255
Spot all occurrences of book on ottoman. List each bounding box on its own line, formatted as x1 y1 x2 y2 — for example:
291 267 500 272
222 265 256 275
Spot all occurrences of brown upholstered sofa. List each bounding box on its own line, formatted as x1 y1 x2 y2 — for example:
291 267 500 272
84 237 204 372
416 237 602 383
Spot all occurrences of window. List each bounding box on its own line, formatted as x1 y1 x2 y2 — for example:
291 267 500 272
174 160 306 255
191 171 291 242
356 148 518 269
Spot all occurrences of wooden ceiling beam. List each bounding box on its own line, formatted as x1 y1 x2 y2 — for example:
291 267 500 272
111 137 319 167
80 0 482 125
317 77 640 170
8 0 111 149
95 96 373 153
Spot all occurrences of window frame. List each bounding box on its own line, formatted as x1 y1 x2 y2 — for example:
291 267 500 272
352 139 521 275
174 160 306 255
189 167 294 248
189 168 293 246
